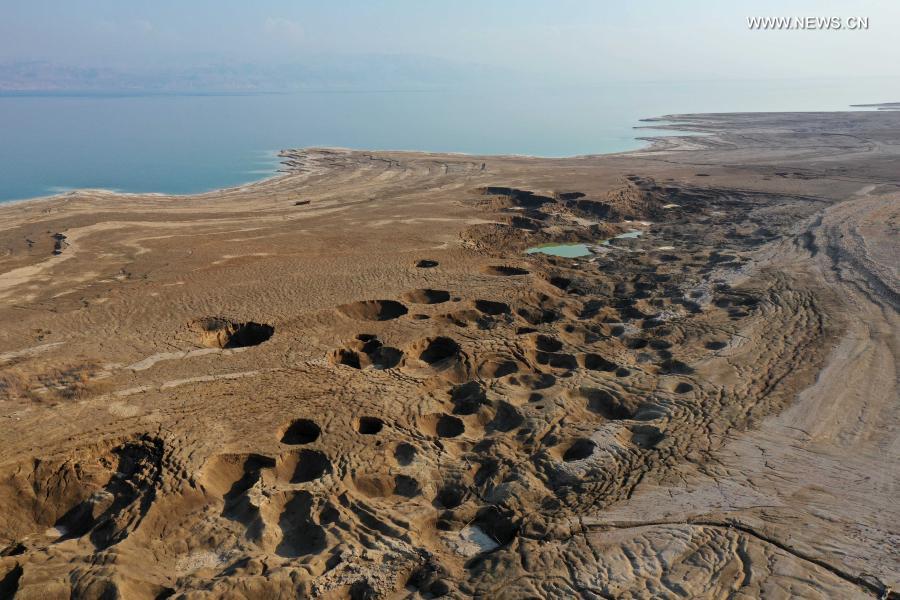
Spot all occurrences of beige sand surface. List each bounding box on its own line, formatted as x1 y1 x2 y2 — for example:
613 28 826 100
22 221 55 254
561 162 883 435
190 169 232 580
0 111 897 599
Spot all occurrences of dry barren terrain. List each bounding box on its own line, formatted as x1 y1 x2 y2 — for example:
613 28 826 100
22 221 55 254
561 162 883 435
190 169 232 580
0 110 898 599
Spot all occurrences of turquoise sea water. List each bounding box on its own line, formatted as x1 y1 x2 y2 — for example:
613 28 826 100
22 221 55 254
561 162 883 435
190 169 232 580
1 78 899 202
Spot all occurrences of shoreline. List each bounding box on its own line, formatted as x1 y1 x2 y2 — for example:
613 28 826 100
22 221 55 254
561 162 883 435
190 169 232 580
0 117 706 208
2 104 892 208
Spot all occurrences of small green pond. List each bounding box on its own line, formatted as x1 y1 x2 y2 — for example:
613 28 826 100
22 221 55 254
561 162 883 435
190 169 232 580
524 243 593 258
525 230 644 257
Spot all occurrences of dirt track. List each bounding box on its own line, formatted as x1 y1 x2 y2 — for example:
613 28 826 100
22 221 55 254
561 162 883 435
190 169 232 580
0 111 897 599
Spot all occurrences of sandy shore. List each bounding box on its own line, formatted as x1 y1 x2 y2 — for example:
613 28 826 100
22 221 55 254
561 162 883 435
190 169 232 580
0 111 898 599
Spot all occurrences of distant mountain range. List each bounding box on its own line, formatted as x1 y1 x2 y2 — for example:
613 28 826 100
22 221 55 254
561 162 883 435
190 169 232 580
0 56 516 94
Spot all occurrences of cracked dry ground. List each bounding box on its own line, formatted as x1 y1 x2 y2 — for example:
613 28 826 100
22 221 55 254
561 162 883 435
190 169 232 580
0 111 898 599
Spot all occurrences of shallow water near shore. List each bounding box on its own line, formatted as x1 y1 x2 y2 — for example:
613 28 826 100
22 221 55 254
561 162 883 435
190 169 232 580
2 77 899 202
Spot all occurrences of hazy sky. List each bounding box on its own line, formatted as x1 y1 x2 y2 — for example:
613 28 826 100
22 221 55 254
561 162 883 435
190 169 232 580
3 0 899 82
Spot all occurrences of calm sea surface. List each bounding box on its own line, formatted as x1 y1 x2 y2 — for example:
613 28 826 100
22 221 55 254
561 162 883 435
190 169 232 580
1 78 898 202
